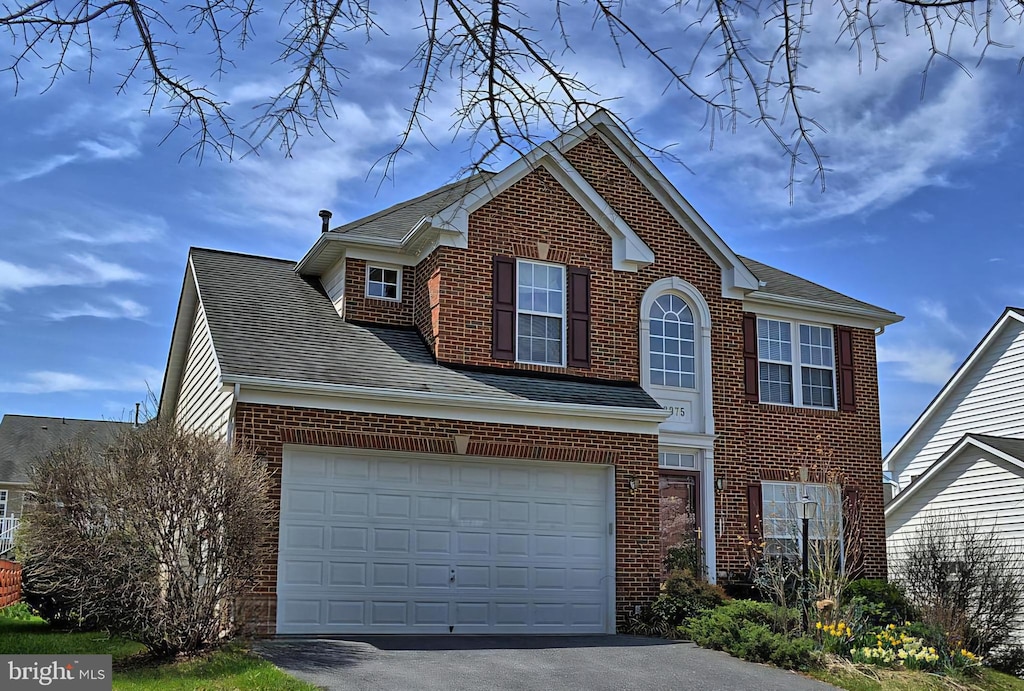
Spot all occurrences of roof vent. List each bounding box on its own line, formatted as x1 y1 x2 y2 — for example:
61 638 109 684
318 209 333 233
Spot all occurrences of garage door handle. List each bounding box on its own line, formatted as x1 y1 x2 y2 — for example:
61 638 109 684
450 568 456 583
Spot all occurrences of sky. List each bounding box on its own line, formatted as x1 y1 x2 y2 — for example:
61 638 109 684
0 2 1022 455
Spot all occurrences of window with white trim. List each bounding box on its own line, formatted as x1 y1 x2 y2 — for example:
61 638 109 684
516 260 565 366
649 294 696 388
757 318 835 408
366 266 401 300
761 481 843 566
0 490 7 518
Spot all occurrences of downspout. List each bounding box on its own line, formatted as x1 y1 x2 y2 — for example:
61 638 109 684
227 383 240 445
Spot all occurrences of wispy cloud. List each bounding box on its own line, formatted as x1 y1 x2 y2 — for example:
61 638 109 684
918 298 968 340
12 154 80 182
911 210 935 223
774 233 885 253
6 135 140 183
877 343 958 386
0 254 144 293
0 365 162 395
56 214 166 245
47 297 149 321
205 102 409 231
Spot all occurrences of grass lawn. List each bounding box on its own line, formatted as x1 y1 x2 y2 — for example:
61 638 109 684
0 613 315 690
809 664 1024 691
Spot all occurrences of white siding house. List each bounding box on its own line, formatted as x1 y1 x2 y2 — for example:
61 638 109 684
884 308 1024 644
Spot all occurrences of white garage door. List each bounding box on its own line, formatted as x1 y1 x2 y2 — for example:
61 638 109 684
277 448 614 634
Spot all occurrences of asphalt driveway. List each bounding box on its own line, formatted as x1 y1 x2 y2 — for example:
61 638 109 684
255 636 837 691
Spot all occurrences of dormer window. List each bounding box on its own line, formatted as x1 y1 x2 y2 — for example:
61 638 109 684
366 265 401 301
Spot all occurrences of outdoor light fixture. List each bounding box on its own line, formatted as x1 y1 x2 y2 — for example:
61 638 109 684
625 475 639 494
715 477 726 492
800 494 817 632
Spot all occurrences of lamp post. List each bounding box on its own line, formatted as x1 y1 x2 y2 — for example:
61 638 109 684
800 495 818 633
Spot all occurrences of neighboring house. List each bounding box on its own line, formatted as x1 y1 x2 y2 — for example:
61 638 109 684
0 414 131 555
159 111 901 636
884 308 1024 640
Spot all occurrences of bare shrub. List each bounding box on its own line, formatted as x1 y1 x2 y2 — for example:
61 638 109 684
18 422 274 656
891 515 1024 655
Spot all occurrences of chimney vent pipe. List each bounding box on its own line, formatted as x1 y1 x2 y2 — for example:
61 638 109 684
319 209 333 233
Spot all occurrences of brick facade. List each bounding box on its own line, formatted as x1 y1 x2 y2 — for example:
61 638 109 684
226 130 887 634
233 402 660 634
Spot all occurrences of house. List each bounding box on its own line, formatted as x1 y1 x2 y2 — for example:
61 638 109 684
883 308 1024 640
0 414 131 554
159 111 902 636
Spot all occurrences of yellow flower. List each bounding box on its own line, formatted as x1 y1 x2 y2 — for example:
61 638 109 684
816 621 822 630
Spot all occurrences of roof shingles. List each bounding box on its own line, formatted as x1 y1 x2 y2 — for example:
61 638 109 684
190 249 661 410
0 415 131 484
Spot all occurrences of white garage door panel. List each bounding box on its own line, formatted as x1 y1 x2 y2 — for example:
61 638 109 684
277 449 612 634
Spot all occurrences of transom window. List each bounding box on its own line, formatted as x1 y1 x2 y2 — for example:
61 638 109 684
366 266 401 300
761 481 843 565
649 294 696 388
659 452 696 469
757 318 835 408
516 260 565 366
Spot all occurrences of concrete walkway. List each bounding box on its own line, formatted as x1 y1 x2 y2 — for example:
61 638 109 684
255 636 837 691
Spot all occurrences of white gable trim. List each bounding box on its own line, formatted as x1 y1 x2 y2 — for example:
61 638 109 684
883 309 1024 474
427 142 654 272
553 111 759 296
885 434 1024 516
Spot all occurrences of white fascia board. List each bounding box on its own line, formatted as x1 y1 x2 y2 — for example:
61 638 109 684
157 257 200 422
427 142 655 272
884 309 1024 471
885 435 1024 516
554 111 760 295
228 375 667 435
743 293 904 330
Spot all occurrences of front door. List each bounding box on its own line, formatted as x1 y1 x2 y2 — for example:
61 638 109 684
659 473 700 575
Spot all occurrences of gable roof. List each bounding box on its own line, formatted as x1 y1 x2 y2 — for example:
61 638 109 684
739 256 898 320
0 415 132 485
885 432 1024 515
333 172 495 243
187 248 662 412
295 111 897 323
883 307 1024 474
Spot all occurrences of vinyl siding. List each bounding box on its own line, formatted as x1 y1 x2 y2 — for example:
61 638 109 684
174 301 232 438
321 259 345 318
887 451 1024 644
0 484 24 517
888 321 1024 491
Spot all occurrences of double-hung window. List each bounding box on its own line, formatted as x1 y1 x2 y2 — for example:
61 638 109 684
757 318 835 408
761 481 843 566
0 490 7 518
516 260 565 366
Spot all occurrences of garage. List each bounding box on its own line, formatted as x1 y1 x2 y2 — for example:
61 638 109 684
276 447 615 634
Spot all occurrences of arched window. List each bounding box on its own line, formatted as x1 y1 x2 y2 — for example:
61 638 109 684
649 294 696 388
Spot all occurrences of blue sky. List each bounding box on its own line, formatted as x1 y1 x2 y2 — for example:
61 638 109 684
0 3 1021 453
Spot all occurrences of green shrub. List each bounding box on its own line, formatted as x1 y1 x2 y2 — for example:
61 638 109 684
0 603 34 621
684 600 815 669
653 569 729 626
843 579 916 627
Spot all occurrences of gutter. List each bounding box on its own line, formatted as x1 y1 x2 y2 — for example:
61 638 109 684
743 292 904 327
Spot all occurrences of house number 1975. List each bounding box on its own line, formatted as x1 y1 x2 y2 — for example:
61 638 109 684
664 406 687 418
